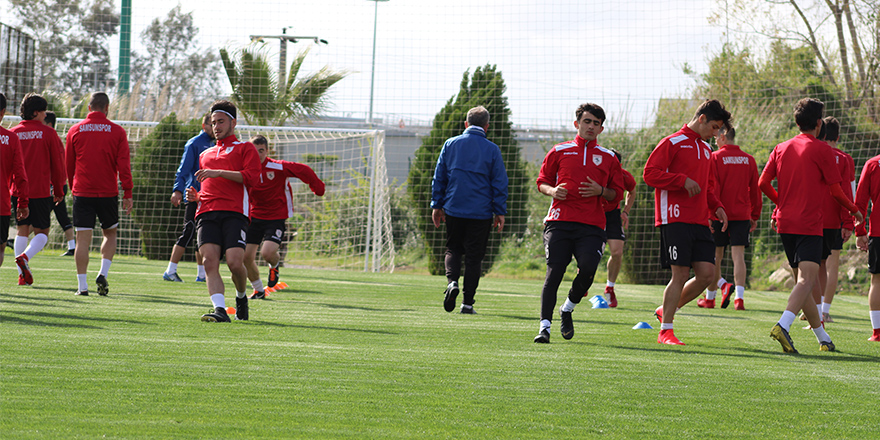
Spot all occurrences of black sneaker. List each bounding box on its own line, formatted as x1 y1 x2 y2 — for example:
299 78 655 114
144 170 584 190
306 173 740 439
443 281 459 313
267 267 280 288
61 248 75 256
560 309 574 340
460 305 476 314
95 275 109 296
75 289 89 296
201 307 231 322
819 340 836 352
249 289 266 300
534 329 550 343
235 296 249 321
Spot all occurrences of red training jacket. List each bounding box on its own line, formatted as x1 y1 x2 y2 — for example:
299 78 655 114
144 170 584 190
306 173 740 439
66 111 133 198
604 168 636 212
711 144 761 222
644 125 723 227
820 147 855 230
195 135 262 218
249 157 325 221
11 119 65 200
1 125 28 216
855 155 880 237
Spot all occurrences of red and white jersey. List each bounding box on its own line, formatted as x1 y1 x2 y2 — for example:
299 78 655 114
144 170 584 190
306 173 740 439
249 158 325 220
195 135 262 218
604 168 636 212
761 133 842 235
820 147 856 229
855 155 880 237
66 111 133 198
644 125 723 227
536 136 624 228
0 125 28 216
711 144 761 222
10 119 65 200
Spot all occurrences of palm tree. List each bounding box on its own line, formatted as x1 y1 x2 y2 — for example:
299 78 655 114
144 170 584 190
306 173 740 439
220 43 350 126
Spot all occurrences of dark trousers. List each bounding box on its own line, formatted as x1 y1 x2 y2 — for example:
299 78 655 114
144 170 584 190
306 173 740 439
444 215 493 306
540 221 606 321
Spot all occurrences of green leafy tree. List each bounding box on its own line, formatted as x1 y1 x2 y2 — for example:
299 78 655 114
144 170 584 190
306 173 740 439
408 64 529 276
132 113 199 259
8 0 119 95
220 44 349 126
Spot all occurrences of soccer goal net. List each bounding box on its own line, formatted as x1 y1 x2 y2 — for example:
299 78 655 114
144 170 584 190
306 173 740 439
1 115 395 273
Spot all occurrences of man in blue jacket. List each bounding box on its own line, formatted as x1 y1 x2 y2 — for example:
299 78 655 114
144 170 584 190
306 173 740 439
163 113 214 282
431 106 508 314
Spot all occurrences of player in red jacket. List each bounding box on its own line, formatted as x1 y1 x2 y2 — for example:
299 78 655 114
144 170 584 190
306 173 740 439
759 98 862 353
698 126 761 311
602 156 636 308
532 103 624 343
854 154 880 341
245 135 325 299
643 99 730 346
186 101 262 323
11 93 66 286
0 93 29 269
66 92 133 296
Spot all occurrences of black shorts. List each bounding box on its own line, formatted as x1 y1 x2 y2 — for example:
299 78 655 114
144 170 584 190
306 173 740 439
14 197 53 229
712 220 751 247
868 237 880 274
822 228 844 259
175 202 199 248
1 215 9 243
53 197 73 231
197 211 249 252
605 209 625 241
73 196 119 230
544 221 606 267
659 223 716 269
246 218 286 245
780 233 823 267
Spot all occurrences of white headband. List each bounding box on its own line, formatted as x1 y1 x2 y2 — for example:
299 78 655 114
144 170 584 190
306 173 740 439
212 109 235 120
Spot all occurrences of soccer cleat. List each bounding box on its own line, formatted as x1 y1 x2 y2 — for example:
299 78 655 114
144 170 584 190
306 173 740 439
443 281 459 313
235 296 249 321
249 290 266 300
534 329 550 343
798 312 808 321
195 276 206 283
15 253 33 285
18 274 26 286
734 299 745 310
61 248 75 256
460 305 476 314
720 283 734 309
869 329 880 342
74 289 89 296
654 305 664 322
605 285 617 308
697 298 715 308
770 323 798 353
201 307 231 323
819 340 835 352
95 275 109 296
657 329 685 345
822 313 833 323
560 309 574 340
163 272 184 283
267 267 280 288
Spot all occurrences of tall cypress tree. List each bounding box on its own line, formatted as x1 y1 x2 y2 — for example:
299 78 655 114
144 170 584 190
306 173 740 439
408 64 528 276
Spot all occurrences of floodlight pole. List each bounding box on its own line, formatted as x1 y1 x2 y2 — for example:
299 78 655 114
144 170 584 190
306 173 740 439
367 0 390 126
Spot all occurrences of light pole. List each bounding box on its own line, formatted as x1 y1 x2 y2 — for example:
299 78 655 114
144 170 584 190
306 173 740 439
249 28 328 90
367 0 389 126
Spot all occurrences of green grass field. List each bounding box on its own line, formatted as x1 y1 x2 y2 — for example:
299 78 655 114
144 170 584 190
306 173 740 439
2 252 878 439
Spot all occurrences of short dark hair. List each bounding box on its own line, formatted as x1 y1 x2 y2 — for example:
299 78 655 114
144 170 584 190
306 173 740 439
693 99 731 129
0 93 7 112
466 106 490 127
576 103 605 125
210 100 237 119
90 92 110 112
822 116 840 142
202 112 212 127
250 134 268 146
44 111 56 128
20 93 48 120
720 125 736 142
794 98 824 131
